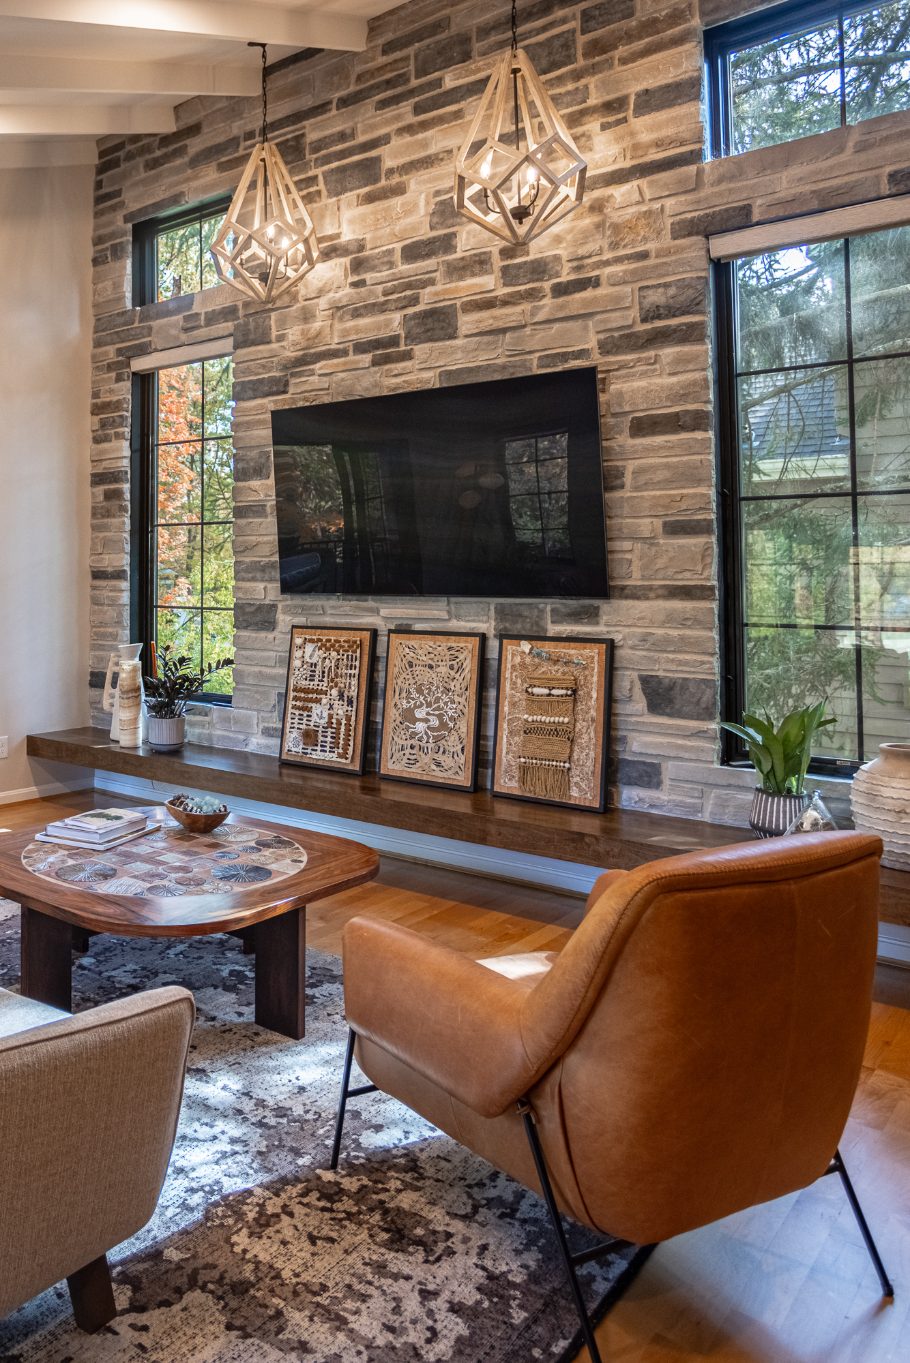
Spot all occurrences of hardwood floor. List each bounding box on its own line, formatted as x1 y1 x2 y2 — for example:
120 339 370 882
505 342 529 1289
2 790 909 1362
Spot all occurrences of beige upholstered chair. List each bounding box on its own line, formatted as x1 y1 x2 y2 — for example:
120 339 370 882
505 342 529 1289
332 832 892 1362
0 984 194 1331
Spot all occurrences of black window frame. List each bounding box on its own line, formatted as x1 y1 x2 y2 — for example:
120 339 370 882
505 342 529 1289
132 194 231 307
704 0 906 158
714 234 910 777
130 359 235 708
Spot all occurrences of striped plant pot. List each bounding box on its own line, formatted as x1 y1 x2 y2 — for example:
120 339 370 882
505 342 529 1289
146 714 186 753
749 789 809 839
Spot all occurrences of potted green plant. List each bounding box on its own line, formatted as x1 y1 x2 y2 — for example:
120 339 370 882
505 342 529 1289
143 647 233 752
720 702 836 838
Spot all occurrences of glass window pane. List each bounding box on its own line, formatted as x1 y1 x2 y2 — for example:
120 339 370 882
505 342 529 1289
743 497 854 627
157 442 201 523
857 493 910 628
202 523 234 606
156 525 201 605
201 214 221 291
735 242 846 372
156 223 201 301
204 356 234 436
862 631 910 756
203 438 235 522
844 0 910 123
744 625 859 759
729 20 842 156
157 363 203 442
850 226 910 357
854 356 910 489
156 607 201 672
202 611 234 694
738 367 850 494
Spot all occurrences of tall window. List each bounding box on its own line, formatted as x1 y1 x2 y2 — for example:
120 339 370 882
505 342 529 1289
136 357 235 698
717 223 910 767
706 0 910 157
133 197 231 305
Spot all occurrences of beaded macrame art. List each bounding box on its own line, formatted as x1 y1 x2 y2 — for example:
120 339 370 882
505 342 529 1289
493 636 613 811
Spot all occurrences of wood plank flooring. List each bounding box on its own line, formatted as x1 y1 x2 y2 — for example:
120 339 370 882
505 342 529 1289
2 790 909 1363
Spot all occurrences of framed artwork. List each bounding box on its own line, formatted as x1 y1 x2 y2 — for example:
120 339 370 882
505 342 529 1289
279 625 376 775
492 635 614 812
379 630 485 792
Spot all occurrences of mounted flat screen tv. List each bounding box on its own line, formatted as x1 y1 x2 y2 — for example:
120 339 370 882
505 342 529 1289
271 367 608 598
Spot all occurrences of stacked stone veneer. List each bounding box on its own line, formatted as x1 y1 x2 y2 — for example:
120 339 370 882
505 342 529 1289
88 0 910 825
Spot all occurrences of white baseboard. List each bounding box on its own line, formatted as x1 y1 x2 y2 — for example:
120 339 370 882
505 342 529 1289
877 924 910 969
93 771 600 896
93 771 910 965
0 779 91 807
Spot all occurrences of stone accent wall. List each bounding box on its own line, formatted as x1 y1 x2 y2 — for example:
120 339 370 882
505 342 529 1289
88 0 910 824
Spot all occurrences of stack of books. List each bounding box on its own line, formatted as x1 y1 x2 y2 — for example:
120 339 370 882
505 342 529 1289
37 807 154 851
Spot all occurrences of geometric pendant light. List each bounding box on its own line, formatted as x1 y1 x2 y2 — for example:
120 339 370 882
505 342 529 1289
455 2 587 244
210 44 320 304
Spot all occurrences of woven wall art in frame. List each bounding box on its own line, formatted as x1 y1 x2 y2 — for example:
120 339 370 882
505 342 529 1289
379 630 485 792
492 635 614 812
279 626 376 775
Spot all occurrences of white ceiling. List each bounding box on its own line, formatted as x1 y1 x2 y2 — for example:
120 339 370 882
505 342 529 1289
0 0 403 168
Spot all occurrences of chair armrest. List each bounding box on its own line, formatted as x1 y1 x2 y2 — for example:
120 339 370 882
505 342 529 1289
0 986 194 1318
343 915 552 1118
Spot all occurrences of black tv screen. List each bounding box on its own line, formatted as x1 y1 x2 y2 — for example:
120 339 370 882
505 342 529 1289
271 367 608 598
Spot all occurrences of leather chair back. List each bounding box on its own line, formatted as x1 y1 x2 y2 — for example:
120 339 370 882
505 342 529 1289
526 832 881 1243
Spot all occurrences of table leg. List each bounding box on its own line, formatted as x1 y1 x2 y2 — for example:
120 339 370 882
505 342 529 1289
21 904 73 1011
253 907 306 1039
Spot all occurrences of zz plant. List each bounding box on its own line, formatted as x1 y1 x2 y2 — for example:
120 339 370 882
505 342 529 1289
720 702 836 796
144 646 233 718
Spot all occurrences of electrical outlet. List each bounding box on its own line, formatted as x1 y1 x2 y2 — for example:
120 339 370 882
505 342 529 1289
0 737 8 759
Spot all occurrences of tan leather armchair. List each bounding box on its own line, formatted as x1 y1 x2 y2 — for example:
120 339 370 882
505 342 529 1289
333 832 891 1362
0 984 194 1331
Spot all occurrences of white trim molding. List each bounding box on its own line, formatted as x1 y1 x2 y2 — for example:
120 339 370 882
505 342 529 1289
0 778 92 807
130 335 234 373
709 193 910 261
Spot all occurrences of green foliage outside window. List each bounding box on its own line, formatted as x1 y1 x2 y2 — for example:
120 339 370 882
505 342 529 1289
731 225 910 762
156 212 222 301
728 0 910 155
153 356 235 696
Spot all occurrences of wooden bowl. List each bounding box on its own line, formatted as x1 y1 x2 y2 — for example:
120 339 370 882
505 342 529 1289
165 799 229 834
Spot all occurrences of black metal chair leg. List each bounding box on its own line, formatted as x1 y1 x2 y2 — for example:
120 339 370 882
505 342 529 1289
330 1027 378 1171
330 1027 357 1171
519 1101 605 1363
832 1148 894 1298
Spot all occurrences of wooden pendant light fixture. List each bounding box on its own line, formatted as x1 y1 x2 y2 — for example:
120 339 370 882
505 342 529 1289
210 44 320 304
455 1 588 243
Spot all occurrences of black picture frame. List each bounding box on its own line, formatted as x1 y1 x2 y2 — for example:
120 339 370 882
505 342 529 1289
378 629 486 793
491 634 614 813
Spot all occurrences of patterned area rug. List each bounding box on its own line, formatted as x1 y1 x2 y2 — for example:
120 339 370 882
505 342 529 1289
0 901 647 1363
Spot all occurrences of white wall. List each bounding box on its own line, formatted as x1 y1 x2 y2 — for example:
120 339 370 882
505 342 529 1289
0 164 93 799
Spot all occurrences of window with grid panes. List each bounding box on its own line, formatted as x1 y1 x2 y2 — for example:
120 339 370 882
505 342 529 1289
141 356 235 699
717 223 910 769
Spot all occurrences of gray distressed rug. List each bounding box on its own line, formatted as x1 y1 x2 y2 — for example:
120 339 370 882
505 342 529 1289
0 901 647 1363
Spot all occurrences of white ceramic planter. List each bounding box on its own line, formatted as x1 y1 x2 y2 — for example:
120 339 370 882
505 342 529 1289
146 714 186 753
851 743 910 870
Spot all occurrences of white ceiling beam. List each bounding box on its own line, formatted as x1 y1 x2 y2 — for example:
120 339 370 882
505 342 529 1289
0 105 176 136
0 53 260 98
0 137 97 167
0 2 368 51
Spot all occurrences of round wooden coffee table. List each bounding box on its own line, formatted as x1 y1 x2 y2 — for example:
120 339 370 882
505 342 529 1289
0 808 379 1039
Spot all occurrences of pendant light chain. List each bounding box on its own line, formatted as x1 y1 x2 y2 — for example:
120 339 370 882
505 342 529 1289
511 0 519 54
248 41 269 144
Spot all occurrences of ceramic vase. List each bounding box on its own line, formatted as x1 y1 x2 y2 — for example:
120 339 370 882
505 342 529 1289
749 789 810 839
117 659 143 748
851 743 910 870
103 643 144 743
